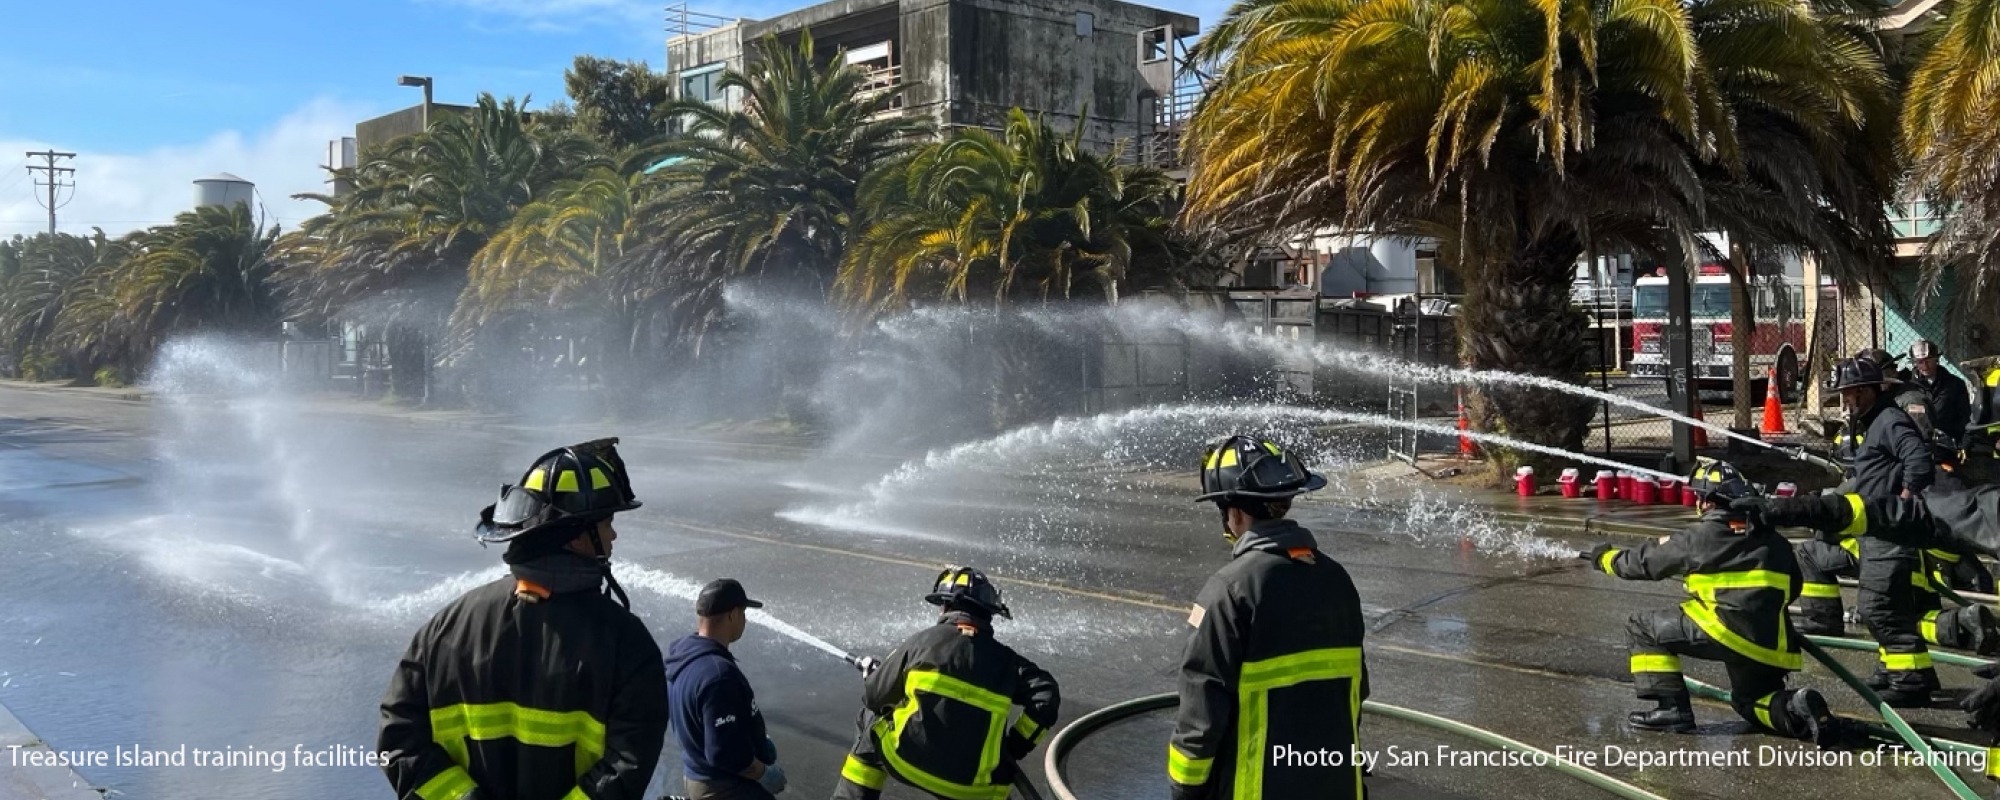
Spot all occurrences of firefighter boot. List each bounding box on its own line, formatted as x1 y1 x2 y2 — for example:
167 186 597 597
1787 689 1842 749
1629 694 1695 733
1878 668 1941 708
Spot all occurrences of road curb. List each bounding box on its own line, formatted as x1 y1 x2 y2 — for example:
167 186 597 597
0 698 104 799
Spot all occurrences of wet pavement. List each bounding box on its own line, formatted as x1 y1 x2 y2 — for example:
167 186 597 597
0 383 1982 799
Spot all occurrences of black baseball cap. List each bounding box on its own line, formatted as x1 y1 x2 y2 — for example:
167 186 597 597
696 578 763 616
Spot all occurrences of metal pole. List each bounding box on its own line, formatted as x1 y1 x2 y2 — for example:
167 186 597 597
1665 239 1696 467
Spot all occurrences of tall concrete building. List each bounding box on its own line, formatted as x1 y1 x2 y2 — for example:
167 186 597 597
665 0 1200 170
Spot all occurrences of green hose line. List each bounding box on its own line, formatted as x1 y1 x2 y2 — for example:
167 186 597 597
1801 638 1984 799
1042 693 1673 800
1808 634 1995 670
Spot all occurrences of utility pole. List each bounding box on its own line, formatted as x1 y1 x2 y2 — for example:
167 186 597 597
25 150 76 235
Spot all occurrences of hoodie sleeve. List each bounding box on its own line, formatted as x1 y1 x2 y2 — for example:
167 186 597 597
697 667 759 776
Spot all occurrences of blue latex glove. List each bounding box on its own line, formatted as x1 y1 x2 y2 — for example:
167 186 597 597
757 736 777 765
757 763 787 795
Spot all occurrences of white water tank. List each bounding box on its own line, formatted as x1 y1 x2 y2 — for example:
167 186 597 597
193 173 255 209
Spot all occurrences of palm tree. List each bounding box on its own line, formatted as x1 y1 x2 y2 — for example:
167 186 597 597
0 230 130 380
1184 0 1896 467
636 31 932 348
1903 0 2000 319
840 108 1181 311
273 94 602 401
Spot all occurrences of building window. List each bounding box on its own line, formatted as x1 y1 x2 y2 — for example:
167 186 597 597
1141 27 1169 62
680 62 725 104
1076 11 1094 36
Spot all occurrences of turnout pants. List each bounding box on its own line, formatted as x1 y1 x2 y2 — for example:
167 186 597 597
1859 536 1939 691
1795 538 1859 632
1626 608 1816 740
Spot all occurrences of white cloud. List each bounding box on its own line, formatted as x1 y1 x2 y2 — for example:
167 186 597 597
0 97 376 239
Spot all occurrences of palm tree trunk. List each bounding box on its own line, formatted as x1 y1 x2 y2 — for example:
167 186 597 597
386 324 428 403
1461 238 1597 475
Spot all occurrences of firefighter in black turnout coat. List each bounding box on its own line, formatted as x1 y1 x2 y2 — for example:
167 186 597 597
379 440 669 800
1579 460 1842 744
1169 435 1368 800
832 566 1060 800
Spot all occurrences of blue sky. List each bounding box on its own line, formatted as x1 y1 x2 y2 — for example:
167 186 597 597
0 0 1229 236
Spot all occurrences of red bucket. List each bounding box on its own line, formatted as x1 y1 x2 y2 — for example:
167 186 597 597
1558 468 1581 499
1515 466 1537 497
1618 472 1637 502
1595 470 1617 500
1654 478 1679 505
1681 484 1699 507
1630 477 1658 505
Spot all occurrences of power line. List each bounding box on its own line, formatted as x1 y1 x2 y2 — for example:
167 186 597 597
26 150 76 236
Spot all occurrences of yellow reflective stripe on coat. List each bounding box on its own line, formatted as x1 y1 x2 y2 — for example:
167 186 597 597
872 670 1012 800
428 702 605 778
1838 494 1868 537
842 755 888 789
1235 647 1365 800
415 765 477 800
1012 714 1045 746
1840 538 1860 559
1680 600 1802 670
1878 648 1934 670
1598 550 1619 575
1922 610 1942 644
558 788 589 800
1684 570 1795 603
1167 744 1213 786
1929 549 1962 564
1751 694 1777 730
1800 582 1841 599
1630 654 1681 673
1989 746 2000 779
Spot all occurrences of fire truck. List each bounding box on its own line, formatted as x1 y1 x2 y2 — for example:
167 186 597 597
1627 264 1828 398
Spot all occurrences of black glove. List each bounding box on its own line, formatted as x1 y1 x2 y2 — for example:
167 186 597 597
1579 544 1615 566
1730 496 1772 524
1975 661 2000 681
1961 677 2000 736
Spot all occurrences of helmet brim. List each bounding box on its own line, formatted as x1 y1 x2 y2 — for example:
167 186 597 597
475 501 640 544
1194 472 1328 503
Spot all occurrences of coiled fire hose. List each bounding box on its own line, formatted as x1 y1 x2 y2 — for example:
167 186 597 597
1041 694 1673 800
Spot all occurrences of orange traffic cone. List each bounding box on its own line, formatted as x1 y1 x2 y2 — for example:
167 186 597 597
1456 388 1476 459
1760 367 1789 435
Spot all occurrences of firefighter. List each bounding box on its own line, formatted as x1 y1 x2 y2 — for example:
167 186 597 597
1963 355 2000 484
379 439 669 800
1169 435 1367 800
1827 357 1941 706
1578 460 1842 744
1911 340 1972 446
832 566 1059 800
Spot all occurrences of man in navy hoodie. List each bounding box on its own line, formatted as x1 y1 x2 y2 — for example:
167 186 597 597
667 579 786 800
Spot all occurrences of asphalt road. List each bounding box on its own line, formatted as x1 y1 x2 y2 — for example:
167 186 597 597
0 383 1974 800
